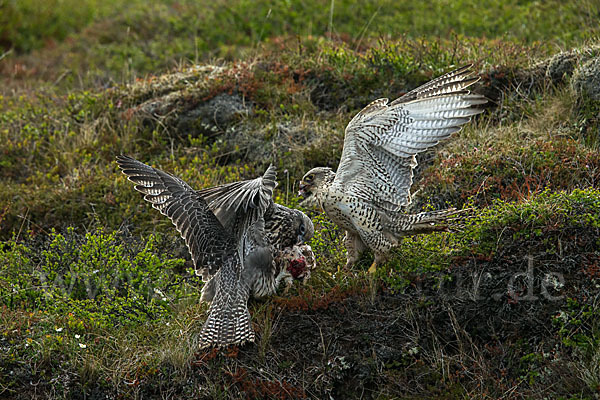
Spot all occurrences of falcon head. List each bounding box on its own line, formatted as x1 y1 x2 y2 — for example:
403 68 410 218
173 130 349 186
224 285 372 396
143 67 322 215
265 205 314 249
298 167 334 201
297 210 314 244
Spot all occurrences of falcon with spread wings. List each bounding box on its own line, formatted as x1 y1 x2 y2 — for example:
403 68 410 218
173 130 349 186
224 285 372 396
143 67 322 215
116 156 314 347
299 65 487 272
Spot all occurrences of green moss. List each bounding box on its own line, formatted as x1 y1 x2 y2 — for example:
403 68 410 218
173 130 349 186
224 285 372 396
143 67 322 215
380 188 600 290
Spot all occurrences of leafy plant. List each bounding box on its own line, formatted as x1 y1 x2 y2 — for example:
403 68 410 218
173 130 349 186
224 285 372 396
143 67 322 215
0 227 196 327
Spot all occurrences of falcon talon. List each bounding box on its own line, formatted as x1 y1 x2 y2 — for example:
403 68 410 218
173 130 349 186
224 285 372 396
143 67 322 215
367 263 377 275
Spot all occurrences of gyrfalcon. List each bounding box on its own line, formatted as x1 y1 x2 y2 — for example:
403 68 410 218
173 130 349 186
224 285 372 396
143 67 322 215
299 65 486 272
117 156 314 347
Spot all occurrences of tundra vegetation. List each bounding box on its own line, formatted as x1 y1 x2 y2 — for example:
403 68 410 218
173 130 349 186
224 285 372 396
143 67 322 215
1 0 600 398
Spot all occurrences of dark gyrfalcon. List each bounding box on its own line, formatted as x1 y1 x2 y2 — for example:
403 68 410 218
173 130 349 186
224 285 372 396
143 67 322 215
116 156 314 347
298 65 487 273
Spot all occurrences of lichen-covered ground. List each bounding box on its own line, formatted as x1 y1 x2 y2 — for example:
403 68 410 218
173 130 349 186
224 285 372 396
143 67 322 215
2 1 600 398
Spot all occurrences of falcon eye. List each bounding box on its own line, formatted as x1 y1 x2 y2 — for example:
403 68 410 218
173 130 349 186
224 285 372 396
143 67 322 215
307 174 314 181
300 224 306 234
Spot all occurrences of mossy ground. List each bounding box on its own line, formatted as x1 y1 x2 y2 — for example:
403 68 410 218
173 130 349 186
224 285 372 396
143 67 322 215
2 1 600 399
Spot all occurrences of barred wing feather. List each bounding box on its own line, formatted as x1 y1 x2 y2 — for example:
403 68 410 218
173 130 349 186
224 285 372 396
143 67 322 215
116 155 234 279
333 65 487 211
197 165 277 238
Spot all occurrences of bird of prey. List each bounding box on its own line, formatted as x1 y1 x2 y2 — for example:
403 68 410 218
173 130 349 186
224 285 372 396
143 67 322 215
116 156 314 347
299 65 487 272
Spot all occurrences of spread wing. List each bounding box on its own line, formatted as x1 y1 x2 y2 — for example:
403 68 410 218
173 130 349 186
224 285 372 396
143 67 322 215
333 65 487 211
197 165 277 238
116 155 234 279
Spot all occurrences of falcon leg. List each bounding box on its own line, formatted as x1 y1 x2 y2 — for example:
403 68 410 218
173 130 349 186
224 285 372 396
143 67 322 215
367 254 384 304
343 231 367 270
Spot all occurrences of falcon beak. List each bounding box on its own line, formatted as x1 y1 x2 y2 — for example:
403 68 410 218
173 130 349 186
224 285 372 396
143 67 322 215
298 181 310 198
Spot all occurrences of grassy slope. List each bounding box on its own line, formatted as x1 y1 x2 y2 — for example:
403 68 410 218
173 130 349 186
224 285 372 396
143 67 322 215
1 0 600 399
2 0 596 54
1 0 598 89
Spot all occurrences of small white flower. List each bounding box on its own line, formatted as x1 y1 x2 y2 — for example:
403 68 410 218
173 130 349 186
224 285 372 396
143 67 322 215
55 327 63 332
74 334 80 339
154 288 167 301
78 343 86 349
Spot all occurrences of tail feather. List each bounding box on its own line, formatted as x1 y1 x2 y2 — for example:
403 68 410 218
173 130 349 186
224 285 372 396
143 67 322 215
199 284 254 348
409 208 466 223
384 208 469 236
